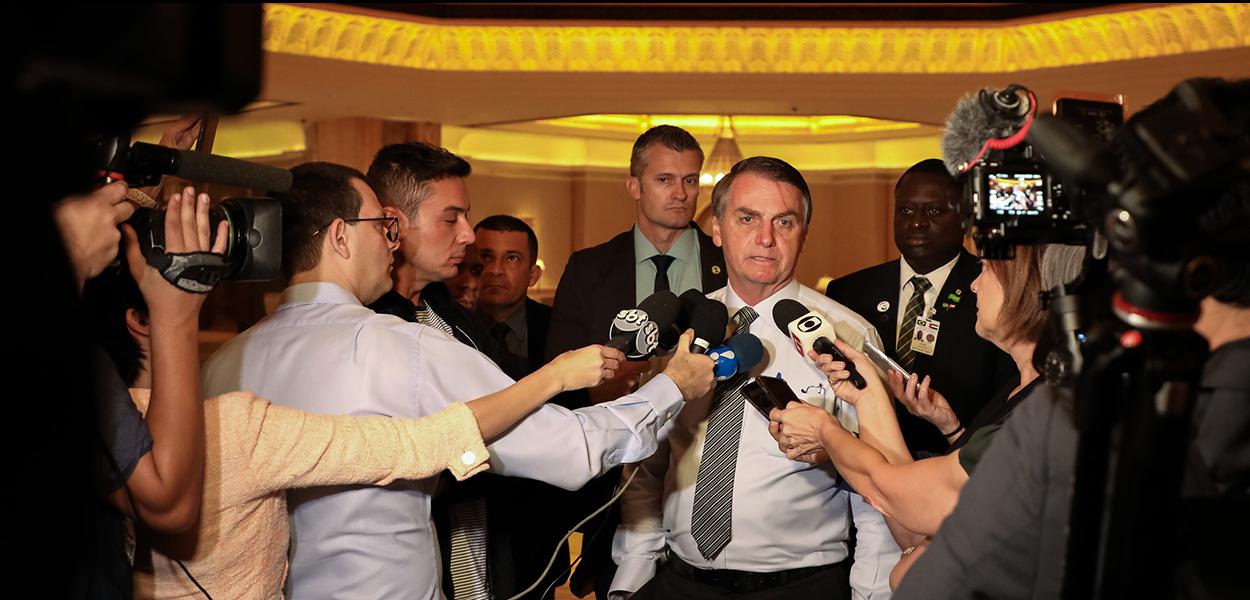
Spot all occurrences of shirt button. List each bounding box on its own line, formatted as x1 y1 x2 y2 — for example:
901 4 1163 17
461 451 477 466
665 411 673 420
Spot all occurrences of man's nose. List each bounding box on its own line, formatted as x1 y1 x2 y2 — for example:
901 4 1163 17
756 220 776 247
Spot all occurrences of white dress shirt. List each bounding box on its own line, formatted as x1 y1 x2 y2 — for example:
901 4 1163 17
202 282 685 600
611 279 900 599
896 255 959 340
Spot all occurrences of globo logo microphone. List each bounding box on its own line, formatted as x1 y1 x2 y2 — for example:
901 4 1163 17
796 314 823 333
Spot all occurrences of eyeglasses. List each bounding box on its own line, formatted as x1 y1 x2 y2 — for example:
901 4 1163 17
313 217 401 244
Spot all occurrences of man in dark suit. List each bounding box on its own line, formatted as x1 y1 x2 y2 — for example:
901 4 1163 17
546 125 726 599
825 158 1016 456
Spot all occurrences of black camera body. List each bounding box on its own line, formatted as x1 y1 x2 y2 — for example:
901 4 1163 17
128 197 282 291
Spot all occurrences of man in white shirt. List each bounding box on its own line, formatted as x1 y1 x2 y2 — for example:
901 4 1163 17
612 156 900 600
202 161 714 600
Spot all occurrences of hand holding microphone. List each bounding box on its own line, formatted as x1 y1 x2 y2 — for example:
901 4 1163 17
772 299 867 390
606 290 681 360
661 330 716 401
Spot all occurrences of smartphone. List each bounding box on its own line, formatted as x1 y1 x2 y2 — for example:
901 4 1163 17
742 376 800 418
862 341 912 382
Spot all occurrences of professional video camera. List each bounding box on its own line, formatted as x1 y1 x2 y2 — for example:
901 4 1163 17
945 78 1249 600
941 84 1125 258
94 131 291 292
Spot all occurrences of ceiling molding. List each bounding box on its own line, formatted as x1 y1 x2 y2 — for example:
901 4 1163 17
263 3 1249 74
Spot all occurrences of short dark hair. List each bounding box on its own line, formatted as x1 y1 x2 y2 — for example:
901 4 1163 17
474 214 538 265
368 142 472 219
82 266 147 387
629 125 704 177
283 162 375 278
895 158 960 196
710 156 812 227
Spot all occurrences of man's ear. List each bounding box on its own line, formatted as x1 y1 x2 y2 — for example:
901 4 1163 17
626 176 642 201
388 206 409 233
527 263 542 287
328 218 352 259
711 216 723 248
125 308 151 340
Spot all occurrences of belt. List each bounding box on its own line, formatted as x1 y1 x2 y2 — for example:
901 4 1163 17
664 554 843 594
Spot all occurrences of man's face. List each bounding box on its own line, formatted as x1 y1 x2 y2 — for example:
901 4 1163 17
397 177 475 290
628 146 702 231
476 229 539 314
893 172 965 273
444 243 482 311
712 172 806 294
349 178 399 304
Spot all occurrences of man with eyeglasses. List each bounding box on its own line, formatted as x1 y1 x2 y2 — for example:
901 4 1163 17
202 161 714 600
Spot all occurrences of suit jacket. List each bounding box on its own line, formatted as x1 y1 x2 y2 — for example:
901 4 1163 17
825 249 1018 455
545 223 727 365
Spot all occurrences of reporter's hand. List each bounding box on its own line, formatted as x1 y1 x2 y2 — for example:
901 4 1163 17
53 181 134 289
890 372 961 435
586 360 650 405
809 339 889 409
549 344 624 392
769 402 834 459
121 186 227 324
661 329 715 401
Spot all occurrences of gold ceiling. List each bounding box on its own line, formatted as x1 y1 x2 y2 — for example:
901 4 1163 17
262 3 1249 74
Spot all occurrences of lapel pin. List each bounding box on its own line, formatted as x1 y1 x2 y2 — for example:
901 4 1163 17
711 265 722 275
876 301 890 313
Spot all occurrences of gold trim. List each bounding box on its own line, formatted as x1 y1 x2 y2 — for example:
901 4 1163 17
263 3 1250 73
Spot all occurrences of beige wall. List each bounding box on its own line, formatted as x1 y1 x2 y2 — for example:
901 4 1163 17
465 161 906 301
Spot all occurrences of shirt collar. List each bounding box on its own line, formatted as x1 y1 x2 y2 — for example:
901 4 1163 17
279 281 364 310
722 278 801 332
899 253 960 291
633 224 697 265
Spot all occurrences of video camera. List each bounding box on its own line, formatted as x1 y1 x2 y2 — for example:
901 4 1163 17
943 84 1125 259
96 132 290 292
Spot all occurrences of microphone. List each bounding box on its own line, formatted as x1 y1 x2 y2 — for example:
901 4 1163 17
607 290 680 360
941 83 1037 175
707 333 765 381
772 299 867 390
678 289 729 354
125 141 294 193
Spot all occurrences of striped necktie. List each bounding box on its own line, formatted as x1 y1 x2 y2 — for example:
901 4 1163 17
895 276 931 371
689 305 758 560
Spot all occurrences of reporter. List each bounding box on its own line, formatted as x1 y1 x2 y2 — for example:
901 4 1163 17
87 257 624 599
769 244 1084 563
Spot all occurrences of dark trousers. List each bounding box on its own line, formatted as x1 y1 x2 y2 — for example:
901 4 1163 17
633 556 851 600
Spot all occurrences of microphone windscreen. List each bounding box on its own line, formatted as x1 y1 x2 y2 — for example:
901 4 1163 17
941 86 1032 176
152 143 294 193
771 299 809 334
638 290 681 331
726 333 765 372
689 298 729 349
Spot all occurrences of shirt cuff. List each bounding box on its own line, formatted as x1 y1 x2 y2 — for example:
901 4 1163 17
610 555 659 597
634 373 683 428
441 403 491 480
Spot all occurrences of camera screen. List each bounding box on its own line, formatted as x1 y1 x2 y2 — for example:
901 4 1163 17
986 172 1046 216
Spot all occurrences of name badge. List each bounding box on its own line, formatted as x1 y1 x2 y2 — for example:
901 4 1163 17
910 317 941 356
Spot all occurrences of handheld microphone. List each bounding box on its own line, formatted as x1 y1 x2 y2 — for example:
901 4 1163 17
607 290 680 360
941 84 1037 175
707 333 765 381
678 289 729 354
772 299 867 390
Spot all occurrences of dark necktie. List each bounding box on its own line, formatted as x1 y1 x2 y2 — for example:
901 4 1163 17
690 305 758 560
896 276 932 371
650 254 675 293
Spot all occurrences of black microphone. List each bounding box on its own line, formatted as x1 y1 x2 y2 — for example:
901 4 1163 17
941 84 1036 176
772 299 867 390
125 141 293 193
678 289 729 354
606 290 681 360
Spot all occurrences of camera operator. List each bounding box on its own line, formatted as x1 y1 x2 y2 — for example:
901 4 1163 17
891 93 1250 600
57 181 224 597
